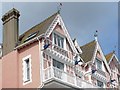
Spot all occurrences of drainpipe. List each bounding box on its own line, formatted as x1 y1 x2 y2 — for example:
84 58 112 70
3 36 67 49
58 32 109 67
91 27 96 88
37 37 44 88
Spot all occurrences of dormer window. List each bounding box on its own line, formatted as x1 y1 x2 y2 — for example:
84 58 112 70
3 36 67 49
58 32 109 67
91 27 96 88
53 33 64 48
24 31 38 42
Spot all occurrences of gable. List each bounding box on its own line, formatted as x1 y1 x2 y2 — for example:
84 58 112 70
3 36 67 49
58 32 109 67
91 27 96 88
54 24 65 36
52 24 73 53
109 57 116 69
45 14 78 54
93 41 111 74
95 50 110 74
109 54 119 68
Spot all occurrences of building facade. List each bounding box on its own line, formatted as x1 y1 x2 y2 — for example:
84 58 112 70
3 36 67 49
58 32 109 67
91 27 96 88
0 8 120 89
105 52 120 89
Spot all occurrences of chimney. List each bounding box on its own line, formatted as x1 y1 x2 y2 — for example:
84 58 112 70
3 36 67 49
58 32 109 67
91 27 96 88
2 8 20 56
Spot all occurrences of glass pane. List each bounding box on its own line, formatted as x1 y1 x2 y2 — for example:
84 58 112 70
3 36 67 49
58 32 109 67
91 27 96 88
97 80 103 87
27 68 30 80
96 59 102 70
58 36 60 47
54 33 57 44
43 53 45 58
60 37 64 48
53 59 57 67
53 59 64 70
25 59 30 80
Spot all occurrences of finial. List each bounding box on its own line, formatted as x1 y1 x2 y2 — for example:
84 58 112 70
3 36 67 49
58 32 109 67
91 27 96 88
94 30 98 41
13 5 14 9
57 3 62 14
113 45 117 54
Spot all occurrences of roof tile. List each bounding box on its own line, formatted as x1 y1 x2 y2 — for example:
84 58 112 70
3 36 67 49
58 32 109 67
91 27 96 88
105 52 114 63
18 12 58 45
80 40 96 63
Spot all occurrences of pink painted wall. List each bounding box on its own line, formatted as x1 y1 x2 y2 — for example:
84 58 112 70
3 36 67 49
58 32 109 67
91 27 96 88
96 51 102 59
54 24 64 36
18 41 41 88
2 40 42 88
0 59 2 89
2 50 18 88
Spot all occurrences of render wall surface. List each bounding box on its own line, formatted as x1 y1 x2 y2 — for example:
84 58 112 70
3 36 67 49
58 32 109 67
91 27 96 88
2 41 42 88
18 42 41 88
2 50 18 88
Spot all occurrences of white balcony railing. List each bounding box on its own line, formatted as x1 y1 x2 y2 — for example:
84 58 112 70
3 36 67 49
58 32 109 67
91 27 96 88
53 44 68 58
44 39 74 61
43 66 76 85
97 68 106 77
43 66 99 88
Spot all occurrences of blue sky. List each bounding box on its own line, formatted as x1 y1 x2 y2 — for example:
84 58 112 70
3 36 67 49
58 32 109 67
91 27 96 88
0 2 118 58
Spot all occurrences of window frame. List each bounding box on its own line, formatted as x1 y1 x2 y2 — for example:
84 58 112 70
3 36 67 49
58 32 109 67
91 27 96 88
53 59 64 71
53 32 65 49
22 55 32 85
97 80 104 88
96 58 102 70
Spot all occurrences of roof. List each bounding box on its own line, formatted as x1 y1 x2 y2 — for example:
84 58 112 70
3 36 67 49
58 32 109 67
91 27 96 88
80 40 96 63
105 52 114 63
18 12 58 45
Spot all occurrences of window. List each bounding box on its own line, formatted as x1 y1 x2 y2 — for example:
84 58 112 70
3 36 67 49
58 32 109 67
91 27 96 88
24 31 38 42
54 33 64 48
96 58 102 70
53 59 64 70
97 80 104 88
26 59 30 80
23 55 32 85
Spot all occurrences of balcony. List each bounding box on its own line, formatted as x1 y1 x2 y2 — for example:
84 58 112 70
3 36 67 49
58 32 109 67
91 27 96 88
97 68 106 77
43 66 99 88
92 69 107 83
44 44 74 65
53 44 68 58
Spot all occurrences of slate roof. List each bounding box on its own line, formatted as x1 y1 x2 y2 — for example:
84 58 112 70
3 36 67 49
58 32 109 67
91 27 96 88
80 40 96 63
105 52 114 63
18 12 58 45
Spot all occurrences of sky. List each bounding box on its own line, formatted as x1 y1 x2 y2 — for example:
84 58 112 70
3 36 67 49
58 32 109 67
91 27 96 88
0 2 119 59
